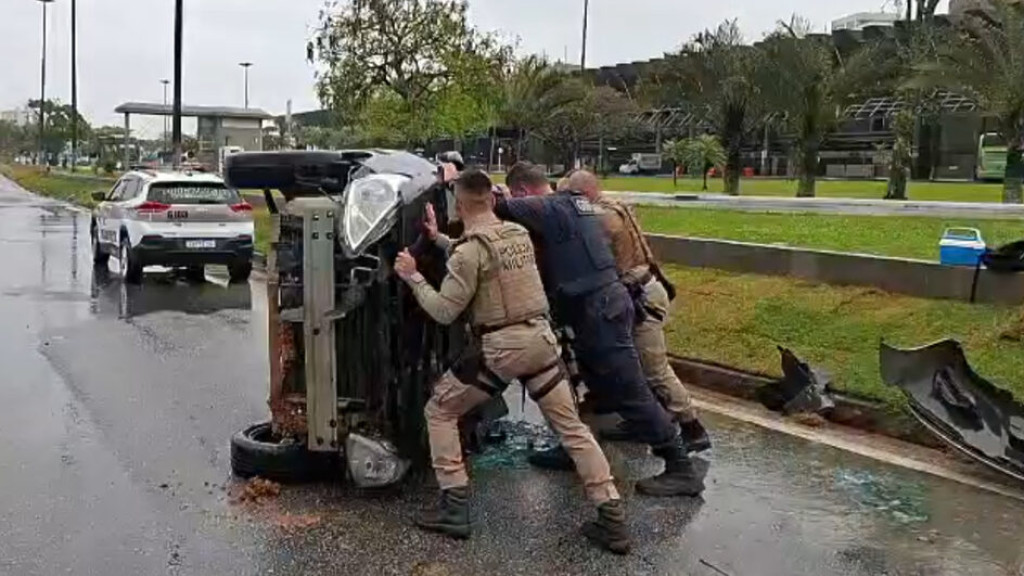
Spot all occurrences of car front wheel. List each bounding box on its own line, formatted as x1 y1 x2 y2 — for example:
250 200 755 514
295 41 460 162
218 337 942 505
119 237 143 284
230 422 333 484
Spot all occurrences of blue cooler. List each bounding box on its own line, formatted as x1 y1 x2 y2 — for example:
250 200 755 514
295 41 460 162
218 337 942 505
939 228 987 267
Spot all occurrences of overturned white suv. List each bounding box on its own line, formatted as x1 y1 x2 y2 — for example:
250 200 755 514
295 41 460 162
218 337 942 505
90 169 255 283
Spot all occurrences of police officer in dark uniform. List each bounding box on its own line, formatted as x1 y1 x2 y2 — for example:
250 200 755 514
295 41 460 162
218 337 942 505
494 189 706 498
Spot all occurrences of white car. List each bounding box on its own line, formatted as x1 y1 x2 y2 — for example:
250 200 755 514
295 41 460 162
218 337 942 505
90 169 255 284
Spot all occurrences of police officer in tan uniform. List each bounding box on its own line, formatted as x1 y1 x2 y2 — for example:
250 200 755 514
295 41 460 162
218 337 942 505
393 169 631 554
566 170 711 453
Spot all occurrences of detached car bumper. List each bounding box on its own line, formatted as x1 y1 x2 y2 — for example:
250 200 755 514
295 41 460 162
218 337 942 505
132 235 254 266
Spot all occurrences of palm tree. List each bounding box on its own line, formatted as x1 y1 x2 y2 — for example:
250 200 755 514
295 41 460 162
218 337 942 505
663 139 688 188
914 2 1024 203
666 135 726 191
658 21 762 195
499 56 579 161
759 18 886 197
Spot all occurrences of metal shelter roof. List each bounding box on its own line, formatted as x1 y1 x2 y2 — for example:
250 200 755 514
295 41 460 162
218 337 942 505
113 102 272 119
842 91 978 119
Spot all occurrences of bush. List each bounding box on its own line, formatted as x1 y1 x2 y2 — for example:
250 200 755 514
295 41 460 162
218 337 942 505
101 158 117 175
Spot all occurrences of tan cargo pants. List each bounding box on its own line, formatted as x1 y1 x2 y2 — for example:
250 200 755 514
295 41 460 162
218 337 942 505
424 319 619 505
634 278 698 423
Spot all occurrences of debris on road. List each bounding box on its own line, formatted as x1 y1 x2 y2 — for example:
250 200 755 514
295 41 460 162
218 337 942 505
268 512 322 532
880 339 1024 483
232 477 282 505
757 347 836 416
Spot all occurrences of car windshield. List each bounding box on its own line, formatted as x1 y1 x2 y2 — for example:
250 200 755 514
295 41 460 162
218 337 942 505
148 182 241 205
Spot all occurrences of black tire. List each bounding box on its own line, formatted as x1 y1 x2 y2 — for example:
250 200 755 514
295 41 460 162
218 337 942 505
230 421 332 484
91 226 109 266
228 261 252 283
184 265 206 282
119 236 143 284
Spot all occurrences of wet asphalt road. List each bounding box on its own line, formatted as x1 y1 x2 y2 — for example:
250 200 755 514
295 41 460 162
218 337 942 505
2 175 1024 576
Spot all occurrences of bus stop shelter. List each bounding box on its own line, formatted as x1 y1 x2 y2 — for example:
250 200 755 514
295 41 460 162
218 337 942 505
113 102 273 167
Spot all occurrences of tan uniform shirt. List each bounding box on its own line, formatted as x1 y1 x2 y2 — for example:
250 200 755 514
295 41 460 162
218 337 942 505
405 217 494 326
595 195 652 280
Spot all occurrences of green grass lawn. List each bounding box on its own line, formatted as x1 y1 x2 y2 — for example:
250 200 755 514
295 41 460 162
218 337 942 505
597 175 1005 203
254 208 272 255
1 165 113 209
636 206 1023 261
663 266 1024 407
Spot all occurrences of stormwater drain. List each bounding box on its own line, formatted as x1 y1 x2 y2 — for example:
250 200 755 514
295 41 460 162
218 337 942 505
834 469 930 525
470 421 556 471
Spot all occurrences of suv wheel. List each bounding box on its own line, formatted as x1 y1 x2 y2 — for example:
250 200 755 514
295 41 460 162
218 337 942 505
229 261 252 283
230 422 334 484
91 227 109 266
119 236 143 284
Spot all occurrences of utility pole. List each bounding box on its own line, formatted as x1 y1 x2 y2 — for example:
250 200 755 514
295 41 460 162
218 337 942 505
580 0 589 71
160 79 170 155
239 62 253 109
37 0 55 167
71 0 78 172
172 0 183 167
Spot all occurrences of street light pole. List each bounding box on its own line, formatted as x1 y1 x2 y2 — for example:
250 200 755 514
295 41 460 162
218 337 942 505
160 79 170 155
71 0 78 172
239 62 253 109
172 0 183 167
580 0 589 71
37 0 55 167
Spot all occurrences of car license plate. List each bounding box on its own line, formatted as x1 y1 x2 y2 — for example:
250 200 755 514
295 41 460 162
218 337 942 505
185 239 217 249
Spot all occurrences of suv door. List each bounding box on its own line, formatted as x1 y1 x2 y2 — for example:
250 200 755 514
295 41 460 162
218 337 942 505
105 177 143 243
97 178 127 246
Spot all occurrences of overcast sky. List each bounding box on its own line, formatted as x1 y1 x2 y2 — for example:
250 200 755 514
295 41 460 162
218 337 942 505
1 0 948 137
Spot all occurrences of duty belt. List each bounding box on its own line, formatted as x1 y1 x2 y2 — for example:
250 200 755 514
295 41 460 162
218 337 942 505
473 315 547 337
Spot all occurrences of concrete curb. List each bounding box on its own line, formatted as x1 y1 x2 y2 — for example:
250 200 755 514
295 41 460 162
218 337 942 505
647 234 1024 305
608 190 1024 219
668 356 943 449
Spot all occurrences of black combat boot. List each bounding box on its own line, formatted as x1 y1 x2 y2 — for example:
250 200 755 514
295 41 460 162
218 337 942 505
582 499 632 555
635 438 706 497
680 418 712 454
415 487 471 539
526 445 575 471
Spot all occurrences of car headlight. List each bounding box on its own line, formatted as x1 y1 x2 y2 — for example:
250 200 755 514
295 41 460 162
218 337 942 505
345 433 410 488
342 174 409 253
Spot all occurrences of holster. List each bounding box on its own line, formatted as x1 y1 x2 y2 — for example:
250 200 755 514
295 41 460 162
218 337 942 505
651 262 677 302
624 280 649 326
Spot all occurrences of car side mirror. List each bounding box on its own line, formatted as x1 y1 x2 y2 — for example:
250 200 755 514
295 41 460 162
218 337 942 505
91 191 107 201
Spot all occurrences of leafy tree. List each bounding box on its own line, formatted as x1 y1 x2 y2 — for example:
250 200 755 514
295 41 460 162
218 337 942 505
0 120 32 158
528 79 638 169
308 0 511 144
759 18 885 197
24 99 92 161
666 135 725 191
499 56 578 158
657 21 762 195
913 2 1024 203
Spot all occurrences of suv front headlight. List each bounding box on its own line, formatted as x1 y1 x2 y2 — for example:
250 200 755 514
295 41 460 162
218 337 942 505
342 173 409 254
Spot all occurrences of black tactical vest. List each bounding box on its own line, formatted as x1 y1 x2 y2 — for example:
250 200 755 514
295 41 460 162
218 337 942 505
539 191 619 298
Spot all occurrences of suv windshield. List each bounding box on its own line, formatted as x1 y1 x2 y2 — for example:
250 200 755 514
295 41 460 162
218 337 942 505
148 182 241 205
